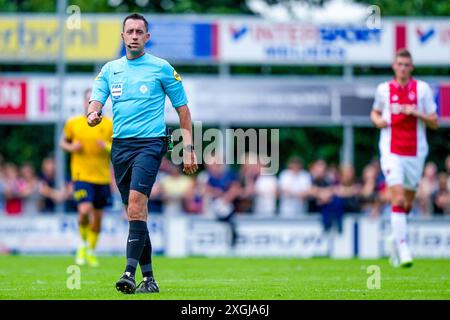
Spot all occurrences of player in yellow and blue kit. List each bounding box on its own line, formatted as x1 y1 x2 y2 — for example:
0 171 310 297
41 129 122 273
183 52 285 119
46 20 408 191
60 88 113 267
87 13 198 294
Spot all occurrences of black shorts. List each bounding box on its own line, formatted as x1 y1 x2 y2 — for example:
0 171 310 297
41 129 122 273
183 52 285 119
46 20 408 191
73 181 112 210
111 137 166 205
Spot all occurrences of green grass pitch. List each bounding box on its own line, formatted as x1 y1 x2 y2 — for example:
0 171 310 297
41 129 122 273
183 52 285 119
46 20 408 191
0 256 449 300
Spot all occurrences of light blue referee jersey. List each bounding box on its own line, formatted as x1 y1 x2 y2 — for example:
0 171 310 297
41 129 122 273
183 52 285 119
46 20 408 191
90 53 188 138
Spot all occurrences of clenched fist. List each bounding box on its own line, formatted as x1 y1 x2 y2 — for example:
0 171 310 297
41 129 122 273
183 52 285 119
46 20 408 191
87 111 102 127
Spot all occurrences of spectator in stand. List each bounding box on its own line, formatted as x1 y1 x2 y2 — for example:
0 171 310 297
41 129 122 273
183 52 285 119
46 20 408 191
253 161 278 217
3 152 449 221
278 156 312 217
307 159 331 213
432 172 450 215
63 180 79 214
334 164 361 215
360 163 382 217
18 163 42 214
202 153 241 246
196 168 211 213
38 157 63 213
417 162 439 216
183 179 204 214
327 163 340 185
236 153 260 213
308 159 346 234
3 163 22 216
202 154 240 214
446 155 450 192
160 163 194 215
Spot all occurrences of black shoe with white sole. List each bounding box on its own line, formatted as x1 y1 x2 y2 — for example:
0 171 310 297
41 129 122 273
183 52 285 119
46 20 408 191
115 272 136 294
135 277 160 294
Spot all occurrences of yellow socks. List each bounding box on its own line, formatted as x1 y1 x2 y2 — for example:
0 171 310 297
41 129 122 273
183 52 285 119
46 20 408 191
87 229 99 250
79 224 89 243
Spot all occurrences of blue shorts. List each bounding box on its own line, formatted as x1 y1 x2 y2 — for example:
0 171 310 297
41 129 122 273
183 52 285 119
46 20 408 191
73 181 112 209
111 137 166 205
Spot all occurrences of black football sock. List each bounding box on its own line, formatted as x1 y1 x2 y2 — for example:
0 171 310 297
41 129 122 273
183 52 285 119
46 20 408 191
139 232 154 279
125 220 148 277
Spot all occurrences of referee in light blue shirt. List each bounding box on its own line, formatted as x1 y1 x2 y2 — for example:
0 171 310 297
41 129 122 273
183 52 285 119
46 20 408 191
87 13 198 294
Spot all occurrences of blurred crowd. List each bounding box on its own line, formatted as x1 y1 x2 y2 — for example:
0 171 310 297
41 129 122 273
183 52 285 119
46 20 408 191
1 153 450 225
0 155 74 215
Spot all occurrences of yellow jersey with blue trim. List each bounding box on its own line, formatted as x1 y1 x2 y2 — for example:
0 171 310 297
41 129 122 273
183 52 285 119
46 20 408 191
63 115 113 184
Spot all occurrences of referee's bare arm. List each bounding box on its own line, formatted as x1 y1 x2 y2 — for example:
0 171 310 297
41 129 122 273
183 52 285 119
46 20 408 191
87 100 103 127
176 105 198 175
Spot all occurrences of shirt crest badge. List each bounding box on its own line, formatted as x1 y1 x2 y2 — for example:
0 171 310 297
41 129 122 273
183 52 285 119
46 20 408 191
174 70 181 81
140 84 148 94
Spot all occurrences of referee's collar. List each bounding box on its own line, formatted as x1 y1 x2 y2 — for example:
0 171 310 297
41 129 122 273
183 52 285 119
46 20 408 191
126 52 148 63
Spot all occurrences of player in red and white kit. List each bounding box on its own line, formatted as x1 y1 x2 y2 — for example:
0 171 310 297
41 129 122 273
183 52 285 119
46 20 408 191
371 49 439 267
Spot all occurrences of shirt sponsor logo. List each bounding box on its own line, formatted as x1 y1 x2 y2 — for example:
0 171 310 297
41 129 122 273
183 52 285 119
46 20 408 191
389 103 417 114
228 24 381 44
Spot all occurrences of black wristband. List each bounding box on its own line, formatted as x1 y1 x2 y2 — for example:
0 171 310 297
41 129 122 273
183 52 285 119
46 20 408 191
86 110 100 117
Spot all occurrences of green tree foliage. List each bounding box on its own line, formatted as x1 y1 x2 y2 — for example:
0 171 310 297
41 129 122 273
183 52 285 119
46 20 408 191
0 125 55 172
427 128 450 171
355 0 450 16
0 0 252 14
354 127 379 175
278 127 343 170
1 0 449 16
0 0 56 12
1 124 448 178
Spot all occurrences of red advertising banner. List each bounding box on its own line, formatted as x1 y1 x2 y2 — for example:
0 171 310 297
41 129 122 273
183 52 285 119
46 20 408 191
0 79 27 119
439 84 450 118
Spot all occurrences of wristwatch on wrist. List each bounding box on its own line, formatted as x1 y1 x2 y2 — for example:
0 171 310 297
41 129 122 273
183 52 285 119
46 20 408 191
183 144 195 152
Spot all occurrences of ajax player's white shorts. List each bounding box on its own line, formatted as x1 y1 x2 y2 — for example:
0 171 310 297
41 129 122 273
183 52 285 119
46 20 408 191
380 153 426 191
